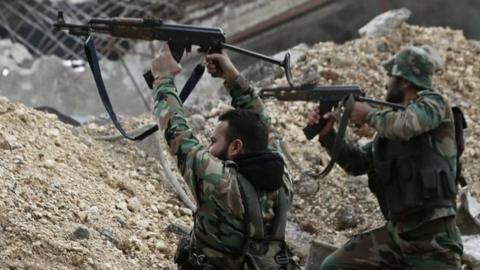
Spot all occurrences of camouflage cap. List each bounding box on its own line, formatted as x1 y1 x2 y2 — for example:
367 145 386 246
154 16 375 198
382 46 436 89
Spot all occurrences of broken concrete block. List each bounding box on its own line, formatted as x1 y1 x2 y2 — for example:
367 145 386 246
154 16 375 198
285 221 314 260
457 188 480 235
359 8 411 37
462 235 480 269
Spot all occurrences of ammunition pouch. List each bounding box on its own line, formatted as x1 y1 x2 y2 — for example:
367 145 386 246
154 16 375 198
371 135 457 222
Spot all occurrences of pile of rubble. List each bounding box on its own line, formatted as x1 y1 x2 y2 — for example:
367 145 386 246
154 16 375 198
0 97 193 269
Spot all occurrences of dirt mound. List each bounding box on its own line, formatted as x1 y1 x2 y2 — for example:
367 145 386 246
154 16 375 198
0 97 192 269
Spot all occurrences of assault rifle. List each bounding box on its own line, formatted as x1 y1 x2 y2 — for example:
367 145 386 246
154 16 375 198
53 11 296 141
259 84 405 140
53 11 294 87
260 84 405 177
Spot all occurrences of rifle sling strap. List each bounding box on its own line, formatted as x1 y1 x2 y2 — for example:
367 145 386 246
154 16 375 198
84 36 204 141
319 94 355 178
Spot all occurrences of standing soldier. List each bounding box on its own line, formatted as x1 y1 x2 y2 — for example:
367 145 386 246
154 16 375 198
307 46 463 270
150 44 297 269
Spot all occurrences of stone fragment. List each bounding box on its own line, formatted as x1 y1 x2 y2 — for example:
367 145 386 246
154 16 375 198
155 240 169 253
127 197 142 212
44 159 56 169
0 135 11 150
116 201 128 211
335 206 358 231
73 226 90 240
359 8 411 37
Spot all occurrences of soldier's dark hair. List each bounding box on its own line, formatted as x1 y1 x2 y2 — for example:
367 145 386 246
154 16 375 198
218 109 269 152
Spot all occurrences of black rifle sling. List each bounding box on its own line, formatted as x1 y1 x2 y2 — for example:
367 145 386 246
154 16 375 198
84 36 204 141
319 94 355 178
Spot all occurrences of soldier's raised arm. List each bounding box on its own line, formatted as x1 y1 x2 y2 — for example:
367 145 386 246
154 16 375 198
150 45 233 203
206 53 272 130
205 53 293 198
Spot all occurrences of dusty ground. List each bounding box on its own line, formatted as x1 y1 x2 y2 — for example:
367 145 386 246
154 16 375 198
0 23 479 269
0 98 192 269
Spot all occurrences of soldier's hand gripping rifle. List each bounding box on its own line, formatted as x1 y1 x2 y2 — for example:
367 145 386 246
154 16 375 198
259 84 405 177
260 84 405 139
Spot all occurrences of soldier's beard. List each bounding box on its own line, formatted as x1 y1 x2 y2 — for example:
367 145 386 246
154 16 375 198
217 144 230 161
385 84 405 104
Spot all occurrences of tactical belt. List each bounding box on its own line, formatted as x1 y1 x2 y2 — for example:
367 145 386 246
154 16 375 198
84 36 205 141
400 216 456 240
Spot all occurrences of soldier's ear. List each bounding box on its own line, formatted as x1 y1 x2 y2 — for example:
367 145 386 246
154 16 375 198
228 139 244 158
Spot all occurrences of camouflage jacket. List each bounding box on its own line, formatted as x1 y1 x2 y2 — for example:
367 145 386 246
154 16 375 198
152 75 293 261
320 89 457 232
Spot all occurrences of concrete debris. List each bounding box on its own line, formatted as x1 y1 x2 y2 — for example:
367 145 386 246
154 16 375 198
462 235 480 269
155 240 169 253
358 8 412 37
457 188 480 235
127 197 142 212
0 39 33 67
335 205 358 231
0 98 184 268
285 221 314 261
72 226 91 240
0 134 12 150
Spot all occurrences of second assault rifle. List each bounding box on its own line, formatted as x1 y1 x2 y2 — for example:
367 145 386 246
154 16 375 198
260 84 405 177
259 84 405 140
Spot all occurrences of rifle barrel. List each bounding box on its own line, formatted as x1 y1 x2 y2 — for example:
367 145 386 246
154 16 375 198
357 96 405 110
221 43 283 66
259 85 405 110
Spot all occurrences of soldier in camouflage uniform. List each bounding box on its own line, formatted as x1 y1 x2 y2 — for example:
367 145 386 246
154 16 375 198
150 45 297 269
307 46 463 270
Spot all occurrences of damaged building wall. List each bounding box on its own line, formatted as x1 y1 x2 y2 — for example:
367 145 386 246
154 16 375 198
1 0 480 119
0 0 314 119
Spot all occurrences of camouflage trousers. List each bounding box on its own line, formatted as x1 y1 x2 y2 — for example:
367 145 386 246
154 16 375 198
320 217 463 270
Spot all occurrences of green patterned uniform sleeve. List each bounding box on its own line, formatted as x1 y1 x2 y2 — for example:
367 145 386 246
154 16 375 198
152 77 246 253
320 130 373 176
366 90 448 141
224 75 271 128
152 77 240 201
